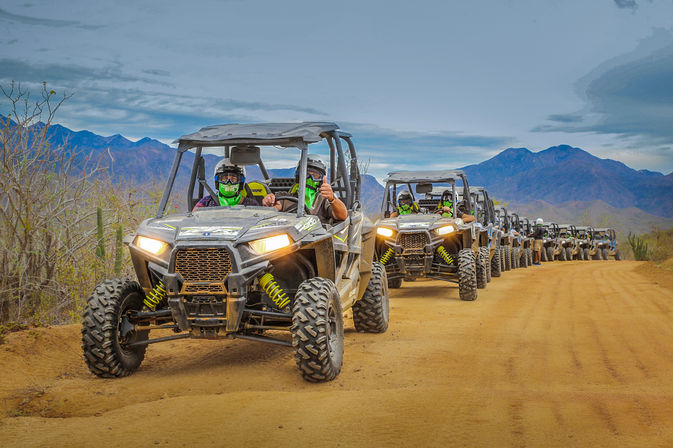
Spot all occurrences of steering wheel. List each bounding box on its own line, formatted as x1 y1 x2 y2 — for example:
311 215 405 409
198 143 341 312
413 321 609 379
275 194 311 214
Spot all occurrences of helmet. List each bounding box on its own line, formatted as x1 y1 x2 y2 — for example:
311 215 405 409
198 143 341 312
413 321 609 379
440 190 452 204
214 158 246 198
295 154 327 190
536 218 543 226
397 191 412 206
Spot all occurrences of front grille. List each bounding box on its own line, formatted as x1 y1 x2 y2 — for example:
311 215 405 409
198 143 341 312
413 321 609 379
399 232 429 250
175 248 232 295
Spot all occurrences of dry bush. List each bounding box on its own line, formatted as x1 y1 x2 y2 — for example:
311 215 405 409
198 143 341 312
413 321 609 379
0 83 163 325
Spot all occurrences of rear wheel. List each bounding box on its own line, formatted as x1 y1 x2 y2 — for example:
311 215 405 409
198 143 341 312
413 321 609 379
352 262 389 333
504 245 511 271
476 246 489 289
546 246 554 262
559 246 567 261
583 248 589 260
520 248 528 268
541 245 547 262
615 249 622 261
601 248 609 260
291 277 344 382
388 277 402 289
458 249 477 301
81 278 149 378
491 246 502 278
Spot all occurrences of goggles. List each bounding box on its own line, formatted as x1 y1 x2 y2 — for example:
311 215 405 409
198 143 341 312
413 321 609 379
306 168 324 182
216 172 242 185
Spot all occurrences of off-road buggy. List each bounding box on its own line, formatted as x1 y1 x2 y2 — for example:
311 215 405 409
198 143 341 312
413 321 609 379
593 228 621 260
461 186 501 281
574 226 594 260
374 170 484 301
495 206 521 271
539 222 556 262
553 224 578 261
81 122 389 383
510 213 532 268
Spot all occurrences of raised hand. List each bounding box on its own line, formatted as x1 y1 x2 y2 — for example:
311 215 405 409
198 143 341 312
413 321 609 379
320 176 334 201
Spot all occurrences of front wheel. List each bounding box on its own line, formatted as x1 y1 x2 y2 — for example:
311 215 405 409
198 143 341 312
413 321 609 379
615 249 622 261
81 278 149 378
353 262 390 333
546 246 554 262
458 249 478 301
291 277 344 382
491 246 502 278
476 246 489 289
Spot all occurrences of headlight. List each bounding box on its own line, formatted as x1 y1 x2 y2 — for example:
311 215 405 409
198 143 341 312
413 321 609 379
136 236 168 255
377 227 395 238
436 225 455 236
249 234 292 254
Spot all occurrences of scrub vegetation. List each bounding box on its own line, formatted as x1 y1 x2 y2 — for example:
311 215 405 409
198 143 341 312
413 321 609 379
0 83 158 325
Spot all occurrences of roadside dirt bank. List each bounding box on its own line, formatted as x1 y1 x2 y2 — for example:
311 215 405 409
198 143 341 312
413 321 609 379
1 261 673 447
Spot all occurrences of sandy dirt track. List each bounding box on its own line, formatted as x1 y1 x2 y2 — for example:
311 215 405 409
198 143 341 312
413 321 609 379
1 260 673 447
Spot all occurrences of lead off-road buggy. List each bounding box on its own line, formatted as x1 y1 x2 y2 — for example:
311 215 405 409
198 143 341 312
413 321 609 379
374 170 485 301
81 122 389 383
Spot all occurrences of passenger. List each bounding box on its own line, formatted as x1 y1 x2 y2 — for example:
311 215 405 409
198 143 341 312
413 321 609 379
193 159 258 210
435 190 475 223
530 218 545 265
262 155 348 224
390 191 419 217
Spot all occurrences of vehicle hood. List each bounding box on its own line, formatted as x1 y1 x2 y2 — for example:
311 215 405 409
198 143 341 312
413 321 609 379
137 207 324 244
378 214 459 231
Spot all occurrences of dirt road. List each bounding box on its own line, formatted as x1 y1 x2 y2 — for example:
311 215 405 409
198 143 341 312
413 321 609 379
2 261 673 447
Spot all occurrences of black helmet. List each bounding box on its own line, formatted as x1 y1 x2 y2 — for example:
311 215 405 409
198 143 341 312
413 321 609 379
295 154 327 182
441 190 452 203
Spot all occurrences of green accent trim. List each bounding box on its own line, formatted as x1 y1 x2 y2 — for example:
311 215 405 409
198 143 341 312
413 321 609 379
333 232 348 243
218 192 242 206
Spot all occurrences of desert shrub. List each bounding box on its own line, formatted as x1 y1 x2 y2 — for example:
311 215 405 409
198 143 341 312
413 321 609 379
0 83 162 324
627 232 650 261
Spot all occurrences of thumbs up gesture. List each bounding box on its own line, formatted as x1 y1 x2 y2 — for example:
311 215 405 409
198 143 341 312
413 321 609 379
320 176 335 202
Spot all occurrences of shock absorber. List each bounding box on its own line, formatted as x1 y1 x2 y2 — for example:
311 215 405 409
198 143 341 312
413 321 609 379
144 280 166 309
437 246 454 265
259 273 291 310
380 247 394 265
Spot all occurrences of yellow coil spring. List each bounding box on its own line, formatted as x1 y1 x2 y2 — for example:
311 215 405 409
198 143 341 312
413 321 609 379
259 273 290 309
144 281 166 309
380 247 394 265
437 246 454 265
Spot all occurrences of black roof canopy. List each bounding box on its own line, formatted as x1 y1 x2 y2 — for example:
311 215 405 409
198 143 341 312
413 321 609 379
384 169 467 184
175 122 348 150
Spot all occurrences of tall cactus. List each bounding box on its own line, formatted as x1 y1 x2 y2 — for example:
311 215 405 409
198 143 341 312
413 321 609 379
95 207 105 262
627 232 649 261
114 224 123 275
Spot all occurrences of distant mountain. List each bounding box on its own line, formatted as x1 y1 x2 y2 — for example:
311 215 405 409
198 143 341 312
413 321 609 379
461 145 673 217
15 119 672 222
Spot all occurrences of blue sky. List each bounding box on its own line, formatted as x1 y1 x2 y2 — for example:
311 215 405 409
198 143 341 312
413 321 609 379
1 0 673 179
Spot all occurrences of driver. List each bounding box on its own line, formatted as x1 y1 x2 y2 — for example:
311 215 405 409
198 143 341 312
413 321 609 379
193 159 259 210
262 155 348 224
390 191 419 217
435 190 475 222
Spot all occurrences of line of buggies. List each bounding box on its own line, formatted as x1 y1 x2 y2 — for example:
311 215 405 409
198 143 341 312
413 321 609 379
80 121 620 384
374 170 622 301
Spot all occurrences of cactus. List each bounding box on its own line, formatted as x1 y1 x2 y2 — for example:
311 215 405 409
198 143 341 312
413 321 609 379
95 207 105 262
114 224 123 275
627 232 649 261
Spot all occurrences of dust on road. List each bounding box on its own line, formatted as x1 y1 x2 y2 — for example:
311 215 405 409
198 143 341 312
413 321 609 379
1 261 673 447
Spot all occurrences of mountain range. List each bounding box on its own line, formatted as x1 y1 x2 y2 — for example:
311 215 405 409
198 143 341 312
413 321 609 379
14 120 673 223
461 145 673 218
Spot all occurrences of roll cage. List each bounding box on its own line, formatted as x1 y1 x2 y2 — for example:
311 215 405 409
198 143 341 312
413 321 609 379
157 122 361 218
380 170 473 218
